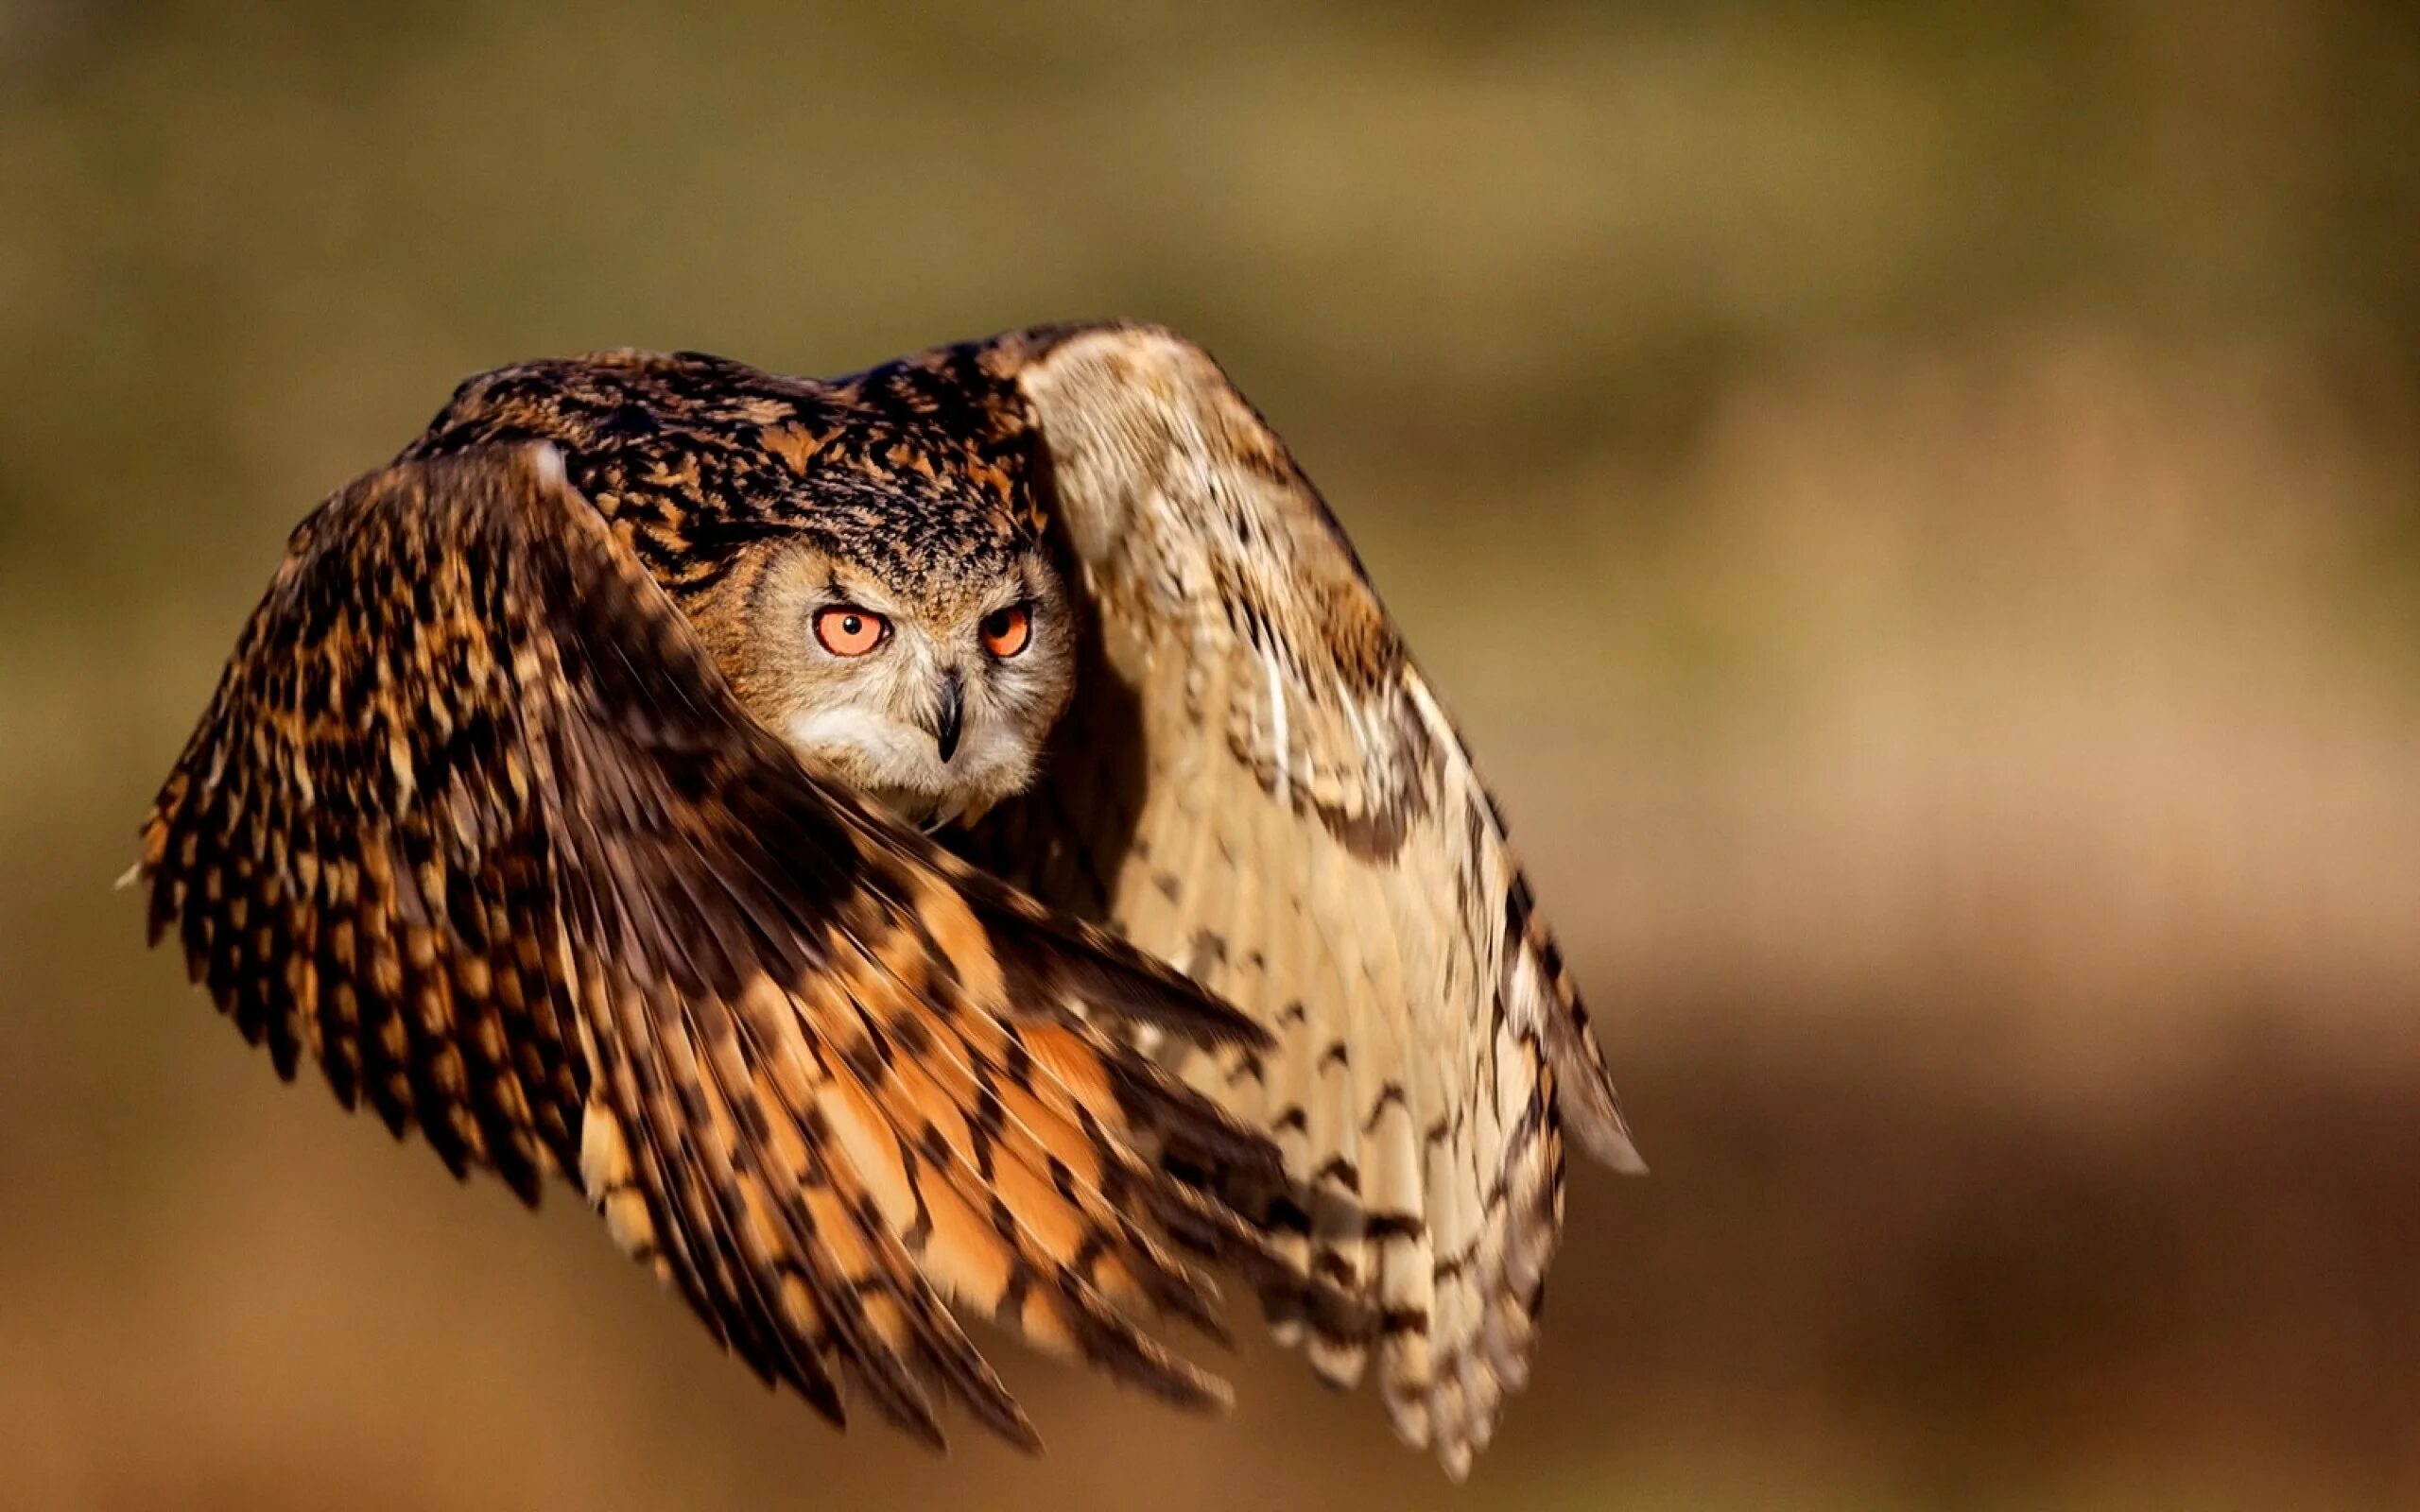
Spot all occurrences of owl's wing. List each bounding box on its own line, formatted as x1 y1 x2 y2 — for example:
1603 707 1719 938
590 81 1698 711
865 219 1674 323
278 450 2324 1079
949 324 1643 1478
139 443 1307 1450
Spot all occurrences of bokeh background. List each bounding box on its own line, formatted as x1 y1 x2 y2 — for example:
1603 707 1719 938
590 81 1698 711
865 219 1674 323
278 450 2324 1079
4 3 2416 1508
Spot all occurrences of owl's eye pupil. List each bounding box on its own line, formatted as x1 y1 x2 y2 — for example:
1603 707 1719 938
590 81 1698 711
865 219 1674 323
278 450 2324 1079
840 615 862 634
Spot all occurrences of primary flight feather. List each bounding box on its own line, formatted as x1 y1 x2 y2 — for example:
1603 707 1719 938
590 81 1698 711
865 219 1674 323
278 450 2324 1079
138 322 1640 1477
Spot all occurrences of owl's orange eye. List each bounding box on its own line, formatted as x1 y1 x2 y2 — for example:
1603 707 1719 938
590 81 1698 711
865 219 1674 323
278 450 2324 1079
813 606 888 657
979 604 1032 659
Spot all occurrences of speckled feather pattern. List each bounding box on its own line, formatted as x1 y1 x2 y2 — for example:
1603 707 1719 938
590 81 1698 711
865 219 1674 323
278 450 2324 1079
138 323 1636 1478
956 328 1641 1477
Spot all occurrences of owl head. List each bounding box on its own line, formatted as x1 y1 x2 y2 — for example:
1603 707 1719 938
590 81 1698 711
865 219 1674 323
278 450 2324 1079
683 509 1077 830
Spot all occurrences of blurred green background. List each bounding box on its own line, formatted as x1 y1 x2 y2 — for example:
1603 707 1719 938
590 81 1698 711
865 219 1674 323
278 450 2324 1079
4 2 2416 1508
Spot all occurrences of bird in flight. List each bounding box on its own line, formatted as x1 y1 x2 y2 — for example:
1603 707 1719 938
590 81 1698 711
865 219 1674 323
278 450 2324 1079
137 323 1641 1478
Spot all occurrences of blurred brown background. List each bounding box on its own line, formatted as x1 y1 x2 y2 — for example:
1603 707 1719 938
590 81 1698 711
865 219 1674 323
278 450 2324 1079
3 2 2416 1508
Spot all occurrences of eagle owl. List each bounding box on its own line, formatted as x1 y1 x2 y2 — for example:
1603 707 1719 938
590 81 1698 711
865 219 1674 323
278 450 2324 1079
138 323 1641 1479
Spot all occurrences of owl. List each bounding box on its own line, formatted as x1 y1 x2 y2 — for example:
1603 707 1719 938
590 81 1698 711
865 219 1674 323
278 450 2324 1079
137 323 1641 1479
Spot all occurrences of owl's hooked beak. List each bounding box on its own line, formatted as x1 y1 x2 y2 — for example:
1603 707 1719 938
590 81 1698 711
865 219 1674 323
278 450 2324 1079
931 669 964 764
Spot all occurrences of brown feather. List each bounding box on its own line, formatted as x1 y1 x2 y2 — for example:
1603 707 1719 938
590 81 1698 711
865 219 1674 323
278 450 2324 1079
952 324 1643 1477
139 442 1287 1451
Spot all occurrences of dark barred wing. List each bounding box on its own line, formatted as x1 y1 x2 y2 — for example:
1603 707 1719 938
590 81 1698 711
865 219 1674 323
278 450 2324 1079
140 443 1302 1449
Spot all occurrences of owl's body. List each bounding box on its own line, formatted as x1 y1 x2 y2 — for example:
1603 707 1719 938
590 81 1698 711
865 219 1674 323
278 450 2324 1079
139 324 1638 1479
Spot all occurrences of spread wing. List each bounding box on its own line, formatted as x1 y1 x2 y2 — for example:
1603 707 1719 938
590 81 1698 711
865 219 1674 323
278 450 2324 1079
951 324 1644 1478
138 442 1306 1450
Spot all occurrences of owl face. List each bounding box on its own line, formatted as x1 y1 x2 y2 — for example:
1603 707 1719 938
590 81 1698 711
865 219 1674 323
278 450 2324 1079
714 536 1076 829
